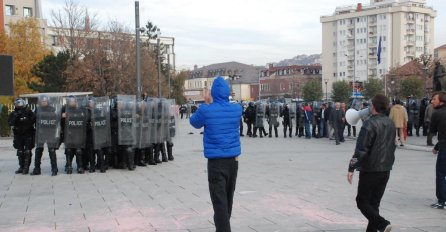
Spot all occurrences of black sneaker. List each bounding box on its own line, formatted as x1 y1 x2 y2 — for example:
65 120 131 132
379 224 392 232
430 202 445 209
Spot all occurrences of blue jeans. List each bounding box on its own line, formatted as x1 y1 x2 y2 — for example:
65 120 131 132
319 120 326 137
304 121 312 138
436 148 446 203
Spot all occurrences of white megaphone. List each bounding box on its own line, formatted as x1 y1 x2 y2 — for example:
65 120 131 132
346 107 371 127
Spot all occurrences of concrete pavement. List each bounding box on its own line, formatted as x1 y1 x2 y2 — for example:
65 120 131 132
0 120 444 231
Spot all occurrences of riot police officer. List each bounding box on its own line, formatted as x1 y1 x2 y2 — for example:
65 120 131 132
32 95 61 176
8 98 35 175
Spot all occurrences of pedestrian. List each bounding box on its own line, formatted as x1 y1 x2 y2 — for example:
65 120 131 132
429 91 446 209
190 76 242 232
244 102 255 137
330 102 345 145
347 94 396 232
319 103 327 138
8 98 35 175
424 100 435 146
280 104 292 138
303 103 313 139
389 99 408 147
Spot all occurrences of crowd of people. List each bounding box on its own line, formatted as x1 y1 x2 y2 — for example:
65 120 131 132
228 96 438 147
8 95 177 176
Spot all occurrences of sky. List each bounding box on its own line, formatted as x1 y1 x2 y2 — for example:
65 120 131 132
41 0 446 70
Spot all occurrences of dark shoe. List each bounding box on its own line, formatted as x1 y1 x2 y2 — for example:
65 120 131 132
66 167 73 174
149 161 157 165
15 168 23 174
100 169 106 173
336 142 340 145
31 168 41 176
268 135 272 138
430 202 445 209
89 168 95 173
427 143 434 146
379 224 392 232
128 166 135 171
240 134 244 137
260 136 263 138
77 168 84 174
51 170 58 176
264 133 268 136
137 162 146 167
400 144 404 147
253 135 257 138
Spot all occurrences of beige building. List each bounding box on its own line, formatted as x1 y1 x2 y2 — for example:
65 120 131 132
320 0 436 95
2 0 47 35
434 44 446 64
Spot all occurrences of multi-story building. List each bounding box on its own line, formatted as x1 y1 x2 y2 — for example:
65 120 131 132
321 0 436 96
434 44 446 64
2 0 47 35
184 62 262 102
259 64 322 100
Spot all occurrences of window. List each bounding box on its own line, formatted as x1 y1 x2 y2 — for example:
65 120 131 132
23 7 32 17
5 5 14 15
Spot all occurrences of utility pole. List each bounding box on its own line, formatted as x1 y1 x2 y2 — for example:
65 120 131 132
135 1 141 100
157 29 161 98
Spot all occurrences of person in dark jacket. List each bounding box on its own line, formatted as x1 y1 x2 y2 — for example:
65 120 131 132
280 104 292 138
243 102 255 137
190 76 242 232
429 91 446 209
330 102 345 145
347 94 396 232
8 99 35 175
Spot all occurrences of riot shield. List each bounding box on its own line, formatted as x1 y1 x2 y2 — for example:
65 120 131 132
135 100 151 148
269 102 280 127
255 102 266 128
288 103 297 128
147 98 158 145
155 98 170 143
91 96 111 150
64 96 88 149
35 95 62 148
167 99 178 143
117 95 136 146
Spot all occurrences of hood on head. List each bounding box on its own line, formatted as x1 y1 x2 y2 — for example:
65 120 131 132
211 76 230 103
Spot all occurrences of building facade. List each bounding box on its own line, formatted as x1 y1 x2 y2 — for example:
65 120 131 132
321 0 436 95
259 64 322 100
184 62 262 102
2 0 47 35
434 44 446 64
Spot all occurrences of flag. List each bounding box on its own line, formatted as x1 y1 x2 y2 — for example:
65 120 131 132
377 36 382 64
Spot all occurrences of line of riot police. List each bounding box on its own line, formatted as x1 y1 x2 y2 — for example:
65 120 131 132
8 94 178 176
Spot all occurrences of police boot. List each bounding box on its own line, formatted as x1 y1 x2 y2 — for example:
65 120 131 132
127 147 135 171
154 144 162 164
161 143 168 162
167 142 174 161
22 150 32 175
31 148 43 175
49 149 58 176
136 149 146 167
76 149 84 174
15 150 24 174
89 151 96 173
97 150 106 173
66 152 73 174
147 146 157 165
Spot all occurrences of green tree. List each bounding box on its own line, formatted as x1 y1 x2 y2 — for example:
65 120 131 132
170 71 188 104
29 51 71 92
332 80 351 103
400 76 424 99
363 78 384 99
302 80 323 102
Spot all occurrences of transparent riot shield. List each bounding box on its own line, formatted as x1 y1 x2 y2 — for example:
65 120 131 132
155 98 170 143
91 96 111 150
288 103 297 128
135 100 151 148
255 102 266 128
167 99 178 143
147 98 158 145
117 95 136 146
35 95 62 148
269 102 280 127
64 96 87 149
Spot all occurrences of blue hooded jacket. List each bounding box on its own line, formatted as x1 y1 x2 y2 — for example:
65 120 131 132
190 76 242 159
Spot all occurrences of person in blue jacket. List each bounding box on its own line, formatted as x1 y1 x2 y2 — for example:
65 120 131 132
190 76 242 232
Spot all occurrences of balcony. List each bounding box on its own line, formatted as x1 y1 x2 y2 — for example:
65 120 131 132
369 53 376 59
369 20 377 26
347 55 354 60
407 18 415 24
347 45 355 50
406 51 415 57
348 65 354 71
347 23 355 29
368 43 377 48
406 29 415 34
368 31 377 37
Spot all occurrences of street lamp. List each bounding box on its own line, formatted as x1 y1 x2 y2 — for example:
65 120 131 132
156 28 161 98
324 78 328 101
134 1 144 100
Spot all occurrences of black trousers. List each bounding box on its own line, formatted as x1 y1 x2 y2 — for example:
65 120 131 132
356 171 390 232
208 157 239 232
436 148 446 204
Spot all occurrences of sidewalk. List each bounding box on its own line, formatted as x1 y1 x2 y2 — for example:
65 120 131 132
0 120 444 231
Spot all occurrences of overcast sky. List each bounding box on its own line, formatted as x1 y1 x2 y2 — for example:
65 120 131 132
41 0 446 69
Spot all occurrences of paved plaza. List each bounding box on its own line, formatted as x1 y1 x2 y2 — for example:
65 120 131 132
0 119 444 232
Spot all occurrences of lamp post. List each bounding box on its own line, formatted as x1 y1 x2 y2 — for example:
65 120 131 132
135 1 142 100
156 28 161 98
324 78 328 101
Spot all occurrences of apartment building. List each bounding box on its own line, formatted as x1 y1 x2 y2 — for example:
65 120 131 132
2 0 47 34
320 0 436 95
